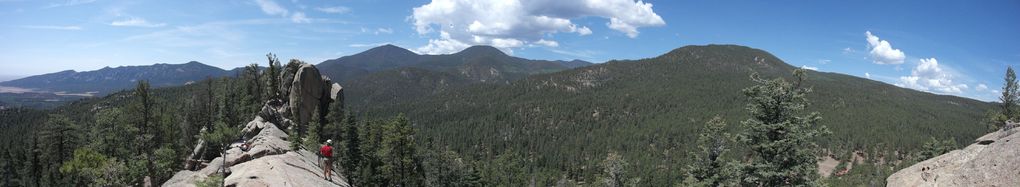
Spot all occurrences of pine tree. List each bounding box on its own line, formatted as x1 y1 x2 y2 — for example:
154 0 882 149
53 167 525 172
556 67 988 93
339 112 362 183
683 116 735 186
737 69 830 186
128 80 158 179
600 152 638 187
378 114 421 186
37 114 78 186
1000 66 1018 123
303 108 322 151
243 63 263 116
265 54 281 100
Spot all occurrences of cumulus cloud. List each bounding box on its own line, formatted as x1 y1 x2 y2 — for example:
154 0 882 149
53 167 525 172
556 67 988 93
800 65 818 71
897 58 968 94
411 0 665 54
110 17 167 27
315 6 350 14
865 31 906 65
253 0 310 23
865 72 871 79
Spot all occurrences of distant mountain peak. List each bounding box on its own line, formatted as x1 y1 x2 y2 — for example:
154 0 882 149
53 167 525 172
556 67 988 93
363 44 417 56
456 45 507 57
658 44 789 69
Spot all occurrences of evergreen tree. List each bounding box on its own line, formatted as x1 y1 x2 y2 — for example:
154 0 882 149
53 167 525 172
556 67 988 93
339 112 363 183
1000 66 1019 124
128 80 157 179
265 54 281 100
600 152 638 187
683 116 735 186
0 147 11 187
242 63 263 116
220 79 242 128
378 114 421 186
916 137 958 161
737 69 830 186
37 114 78 186
303 108 322 151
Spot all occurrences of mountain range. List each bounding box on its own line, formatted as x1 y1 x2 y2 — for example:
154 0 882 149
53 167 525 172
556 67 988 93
0 45 590 108
351 44 994 185
0 44 998 185
0 61 233 95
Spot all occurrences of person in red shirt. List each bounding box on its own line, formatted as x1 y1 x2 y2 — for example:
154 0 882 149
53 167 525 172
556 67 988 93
320 139 334 181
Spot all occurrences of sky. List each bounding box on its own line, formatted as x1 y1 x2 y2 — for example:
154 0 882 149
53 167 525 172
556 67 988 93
0 0 1018 101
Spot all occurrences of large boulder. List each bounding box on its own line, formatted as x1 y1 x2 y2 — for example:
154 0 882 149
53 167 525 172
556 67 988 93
887 128 1020 186
289 64 325 128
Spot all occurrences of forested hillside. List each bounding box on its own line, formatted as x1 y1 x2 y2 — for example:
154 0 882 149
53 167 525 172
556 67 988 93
0 45 996 186
319 45 591 85
356 45 994 185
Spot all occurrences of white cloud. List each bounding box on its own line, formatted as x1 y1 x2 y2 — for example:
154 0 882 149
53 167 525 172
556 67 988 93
976 83 989 91
315 6 350 14
290 12 310 23
818 59 831 64
865 31 906 65
865 72 871 79
252 0 312 23
110 17 167 27
376 28 393 34
800 65 818 71
21 25 82 30
897 58 968 94
416 31 472 54
534 39 559 47
255 0 288 17
842 47 855 54
410 0 665 54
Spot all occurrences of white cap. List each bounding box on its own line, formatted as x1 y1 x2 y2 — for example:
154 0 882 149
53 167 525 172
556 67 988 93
326 139 332 144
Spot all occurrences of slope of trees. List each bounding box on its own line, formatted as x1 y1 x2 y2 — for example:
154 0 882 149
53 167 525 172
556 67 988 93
0 45 1000 186
355 45 993 185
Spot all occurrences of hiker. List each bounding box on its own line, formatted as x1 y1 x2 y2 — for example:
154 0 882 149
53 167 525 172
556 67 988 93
320 139 334 181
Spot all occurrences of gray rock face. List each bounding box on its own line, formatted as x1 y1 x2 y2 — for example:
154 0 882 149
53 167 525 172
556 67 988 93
289 64 325 128
886 129 1020 186
224 150 348 187
167 61 347 187
163 116 348 187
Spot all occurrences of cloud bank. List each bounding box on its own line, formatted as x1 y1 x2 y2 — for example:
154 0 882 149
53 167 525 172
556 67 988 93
411 0 665 54
897 58 968 94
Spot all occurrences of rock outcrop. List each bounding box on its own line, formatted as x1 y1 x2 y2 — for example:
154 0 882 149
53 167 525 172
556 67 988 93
166 63 347 187
289 64 325 127
886 128 1020 186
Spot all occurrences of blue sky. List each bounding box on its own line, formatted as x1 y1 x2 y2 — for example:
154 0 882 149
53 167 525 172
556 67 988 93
0 0 1018 101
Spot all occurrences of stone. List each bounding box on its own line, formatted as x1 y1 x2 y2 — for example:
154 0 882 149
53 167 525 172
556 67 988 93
330 83 343 102
887 128 1020 186
289 63 325 127
165 62 348 186
223 150 349 187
